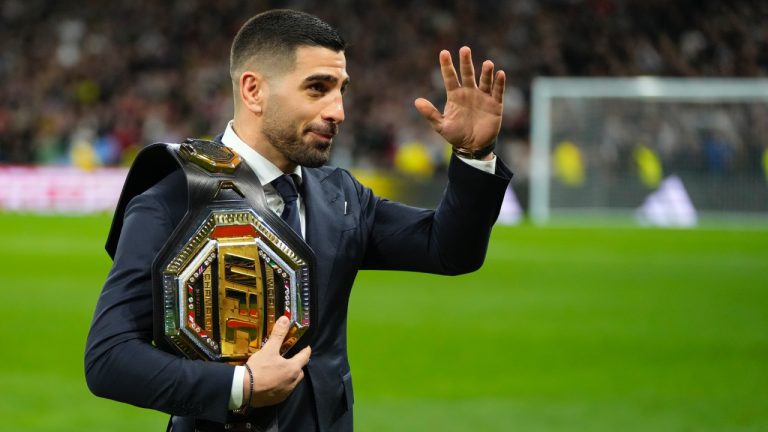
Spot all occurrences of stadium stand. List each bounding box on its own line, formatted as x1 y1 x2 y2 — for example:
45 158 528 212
0 0 766 174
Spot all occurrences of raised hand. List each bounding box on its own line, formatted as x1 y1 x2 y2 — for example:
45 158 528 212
414 46 505 157
244 316 311 407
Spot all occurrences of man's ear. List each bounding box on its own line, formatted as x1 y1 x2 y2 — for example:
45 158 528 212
239 71 265 114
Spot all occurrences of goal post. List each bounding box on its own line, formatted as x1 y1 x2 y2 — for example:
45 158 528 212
529 77 768 225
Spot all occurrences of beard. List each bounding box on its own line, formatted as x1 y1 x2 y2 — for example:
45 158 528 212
261 105 337 168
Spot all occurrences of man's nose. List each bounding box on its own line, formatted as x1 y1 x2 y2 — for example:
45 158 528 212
321 97 345 125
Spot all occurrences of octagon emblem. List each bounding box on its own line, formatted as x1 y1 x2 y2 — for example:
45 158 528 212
159 209 311 363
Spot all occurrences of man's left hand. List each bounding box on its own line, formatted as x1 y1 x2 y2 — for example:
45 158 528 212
415 46 505 157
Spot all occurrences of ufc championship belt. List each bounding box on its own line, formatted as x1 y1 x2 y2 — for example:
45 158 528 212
108 139 315 365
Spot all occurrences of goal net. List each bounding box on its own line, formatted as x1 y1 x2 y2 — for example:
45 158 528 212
529 78 768 225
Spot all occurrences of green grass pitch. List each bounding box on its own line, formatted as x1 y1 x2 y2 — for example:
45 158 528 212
1 212 766 431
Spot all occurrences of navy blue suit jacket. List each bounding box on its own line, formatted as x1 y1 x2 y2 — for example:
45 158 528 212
85 152 512 431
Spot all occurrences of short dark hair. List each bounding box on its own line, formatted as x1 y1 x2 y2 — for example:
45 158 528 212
230 9 346 80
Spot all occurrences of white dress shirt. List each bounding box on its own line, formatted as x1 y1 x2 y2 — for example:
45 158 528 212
220 120 496 409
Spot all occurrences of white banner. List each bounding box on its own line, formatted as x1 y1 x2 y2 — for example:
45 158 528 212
0 165 128 213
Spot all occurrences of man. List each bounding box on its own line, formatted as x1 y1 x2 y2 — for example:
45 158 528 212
85 9 512 432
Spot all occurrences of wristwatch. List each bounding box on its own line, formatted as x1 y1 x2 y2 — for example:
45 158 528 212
452 140 496 160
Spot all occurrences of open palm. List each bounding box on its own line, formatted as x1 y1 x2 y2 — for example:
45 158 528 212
415 47 505 152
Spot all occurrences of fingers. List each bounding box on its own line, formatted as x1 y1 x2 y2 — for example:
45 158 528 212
285 348 309 391
292 369 305 387
263 315 290 354
414 98 442 132
458 46 476 88
440 47 501 94
491 70 506 103
439 50 460 92
289 346 312 368
246 319 309 407
478 60 494 94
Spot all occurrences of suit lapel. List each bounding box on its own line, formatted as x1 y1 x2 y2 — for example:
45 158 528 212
301 167 351 323
302 166 346 247
300 167 360 431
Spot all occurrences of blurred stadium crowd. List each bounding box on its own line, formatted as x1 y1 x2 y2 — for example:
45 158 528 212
1 0 766 175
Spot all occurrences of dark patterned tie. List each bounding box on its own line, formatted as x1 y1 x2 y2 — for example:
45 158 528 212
271 174 302 237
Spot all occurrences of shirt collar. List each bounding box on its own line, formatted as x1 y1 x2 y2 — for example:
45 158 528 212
221 120 302 186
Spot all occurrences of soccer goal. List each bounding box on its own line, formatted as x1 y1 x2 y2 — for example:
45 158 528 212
529 77 768 225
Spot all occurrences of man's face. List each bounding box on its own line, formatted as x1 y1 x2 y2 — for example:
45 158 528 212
261 46 349 168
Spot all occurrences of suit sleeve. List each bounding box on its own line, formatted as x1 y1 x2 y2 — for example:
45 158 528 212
84 186 235 422
360 153 512 274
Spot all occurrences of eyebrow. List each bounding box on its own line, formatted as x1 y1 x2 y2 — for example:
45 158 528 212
303 74 351 90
